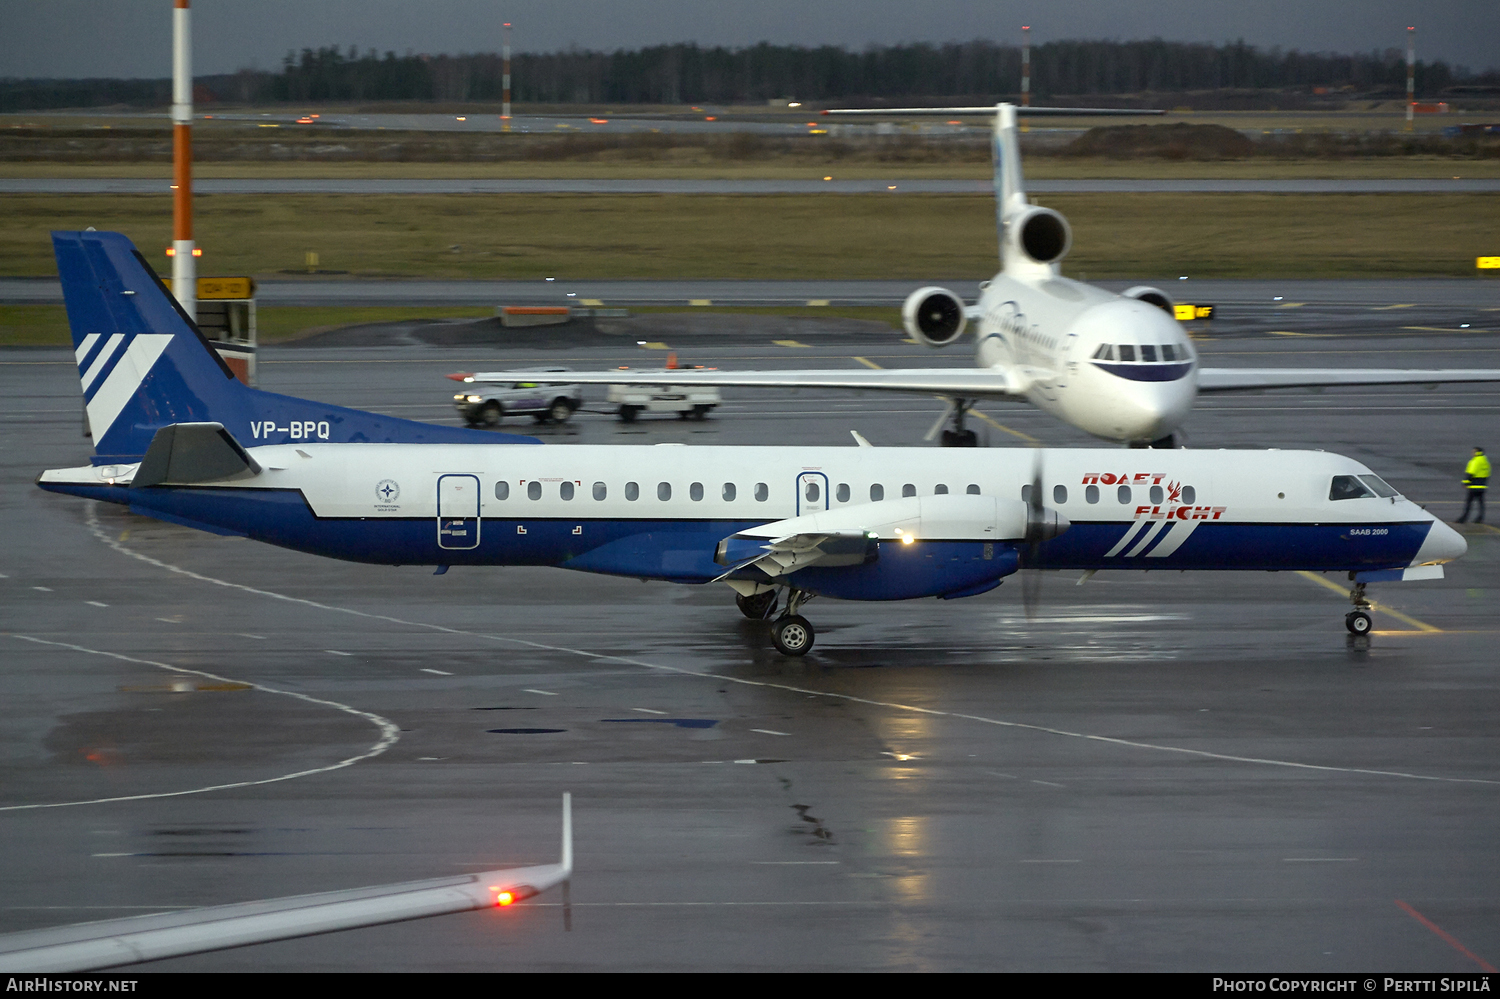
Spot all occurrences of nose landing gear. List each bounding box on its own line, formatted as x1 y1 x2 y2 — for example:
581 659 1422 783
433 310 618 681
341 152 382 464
1345 581 1373 635
935 397 980 447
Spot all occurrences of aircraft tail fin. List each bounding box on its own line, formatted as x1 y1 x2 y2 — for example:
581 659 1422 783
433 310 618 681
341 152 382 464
52 230 539 464
991 103 1028 264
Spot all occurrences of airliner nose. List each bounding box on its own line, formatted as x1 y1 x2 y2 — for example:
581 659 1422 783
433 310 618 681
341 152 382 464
1415 518 1467 564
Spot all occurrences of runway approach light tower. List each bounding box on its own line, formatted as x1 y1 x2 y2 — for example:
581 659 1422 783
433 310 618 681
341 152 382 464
172 0 196 321
1406 26 1416 131
502 22 512 132
1020 26 1031 133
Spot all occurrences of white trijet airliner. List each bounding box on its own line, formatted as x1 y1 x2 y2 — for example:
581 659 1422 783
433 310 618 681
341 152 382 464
40 230 1465 655
463 103 1500 448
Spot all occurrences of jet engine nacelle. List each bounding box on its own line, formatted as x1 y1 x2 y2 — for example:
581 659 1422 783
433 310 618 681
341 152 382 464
1120 285 1175 314
1008 207 1073 266
902 286 967 347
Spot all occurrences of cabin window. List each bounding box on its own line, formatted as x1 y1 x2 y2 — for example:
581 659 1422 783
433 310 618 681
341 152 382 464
1330 475 1376 501
1118 344 1137 362
494 481 510 500
658 482 672 501
755 482 768 502
1150 485 1163 504
722 482 736 501
1181 485 1195 504
1358 474 1398 498
593 481 607 501
804 480 820 502
625 481 639 501
689 482 704 502
870 483 885 502
1053 484 1068 504
1161 344 1177 362
1085 484 1100 504
934 484 949 495
966 484 981 495
836 483 850 503
1141 345 1158 362
902 483 916 498
527 481 542 500
1021 483 1032 503
560 481 575 501
1117 485 1131 504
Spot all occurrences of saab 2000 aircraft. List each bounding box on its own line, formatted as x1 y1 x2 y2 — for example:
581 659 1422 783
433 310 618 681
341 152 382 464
39 230 1465 655
461 103 1500 448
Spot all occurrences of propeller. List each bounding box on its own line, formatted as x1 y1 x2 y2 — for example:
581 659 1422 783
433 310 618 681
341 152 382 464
1020 449 1070 620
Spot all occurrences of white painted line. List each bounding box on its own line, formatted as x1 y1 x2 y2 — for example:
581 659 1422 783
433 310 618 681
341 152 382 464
752 861 839 865
1020 859 1082 864
417 756 447 761
155 617 178 624
237 633 266 640
32 586 52 592
85 600 108 607
1284 858 1358 862
1030 779 1065 788
751 728 789 736
0 573 8 578
631 707 667 715
523 689 558 696
420 668 453 676
325 650 353 656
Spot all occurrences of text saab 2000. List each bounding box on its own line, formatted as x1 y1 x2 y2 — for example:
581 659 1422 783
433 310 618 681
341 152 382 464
39 230 1465 654
462 103 1500 448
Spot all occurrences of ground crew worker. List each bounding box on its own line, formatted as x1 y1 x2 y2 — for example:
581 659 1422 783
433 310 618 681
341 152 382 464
1459 446 1490 523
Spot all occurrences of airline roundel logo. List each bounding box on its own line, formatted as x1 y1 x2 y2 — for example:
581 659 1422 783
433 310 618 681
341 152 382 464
376 479 401 502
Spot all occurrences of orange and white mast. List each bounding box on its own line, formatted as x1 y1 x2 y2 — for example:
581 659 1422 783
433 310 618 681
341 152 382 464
171 0 195 321
502 21 512 132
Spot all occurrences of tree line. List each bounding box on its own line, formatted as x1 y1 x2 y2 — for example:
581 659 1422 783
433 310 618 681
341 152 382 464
4 38 1496 111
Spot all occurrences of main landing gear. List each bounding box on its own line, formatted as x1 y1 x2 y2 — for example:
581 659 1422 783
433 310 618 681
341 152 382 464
1345 581 1373 636
737 587 817 655
939 397 979 448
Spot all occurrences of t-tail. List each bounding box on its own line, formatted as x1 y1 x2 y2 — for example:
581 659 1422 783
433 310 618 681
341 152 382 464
53 230 538 465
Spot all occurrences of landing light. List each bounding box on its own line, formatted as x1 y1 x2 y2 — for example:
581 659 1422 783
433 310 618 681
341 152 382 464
902 536 914 545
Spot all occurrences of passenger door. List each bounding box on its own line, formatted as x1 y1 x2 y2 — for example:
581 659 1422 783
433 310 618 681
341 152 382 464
796 472 830 517
437 474 481 550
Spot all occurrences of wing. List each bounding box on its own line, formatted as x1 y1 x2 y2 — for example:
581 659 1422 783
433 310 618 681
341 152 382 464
461 367 1029 398
0 795 572 972
1198 368 1500 392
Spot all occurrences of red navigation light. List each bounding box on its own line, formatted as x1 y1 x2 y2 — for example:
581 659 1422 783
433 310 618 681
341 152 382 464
705 116 716 121
496 891 515 906
165 247 174 257
192 248 202 257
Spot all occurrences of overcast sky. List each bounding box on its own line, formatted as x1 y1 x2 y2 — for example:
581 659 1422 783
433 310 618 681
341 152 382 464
4 1 1497 79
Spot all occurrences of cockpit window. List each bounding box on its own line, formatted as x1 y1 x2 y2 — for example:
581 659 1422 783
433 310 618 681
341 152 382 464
1160 344 1176 361
1357 474 1399 498
1092 343 1113 360
1140 345 1158 362
1330 475 1377 501
1117 344 1136 362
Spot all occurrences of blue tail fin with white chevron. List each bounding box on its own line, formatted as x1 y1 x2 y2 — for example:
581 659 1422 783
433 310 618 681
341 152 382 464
53 230 538 463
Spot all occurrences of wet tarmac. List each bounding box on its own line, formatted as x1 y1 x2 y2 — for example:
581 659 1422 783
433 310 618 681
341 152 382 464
3 306 1499 971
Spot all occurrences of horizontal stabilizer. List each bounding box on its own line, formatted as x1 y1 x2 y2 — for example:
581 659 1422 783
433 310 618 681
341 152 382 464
1198 368 1500 392
133 423 260 488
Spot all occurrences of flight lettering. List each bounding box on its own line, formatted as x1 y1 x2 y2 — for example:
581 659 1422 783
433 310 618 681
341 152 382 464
1135 504 1225 521
251 420 330 440
1081 472 1166 485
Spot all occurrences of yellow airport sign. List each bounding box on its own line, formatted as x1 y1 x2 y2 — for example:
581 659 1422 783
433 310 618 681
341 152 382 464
1173 303 1215 321
164 276 257 299
1478 256 1500 270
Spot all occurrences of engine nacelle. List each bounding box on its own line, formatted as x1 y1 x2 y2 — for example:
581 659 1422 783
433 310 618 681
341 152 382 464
1120 285 1175 314
901 286 967 347
1008 207 1073 266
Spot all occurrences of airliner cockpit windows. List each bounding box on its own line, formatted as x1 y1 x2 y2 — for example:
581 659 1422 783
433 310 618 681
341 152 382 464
1140 345 1158 362
527 481 542 500
1161 344 1177 361
1091 343 1115 361
1118 344 1137 362
1330 475 1377 501
1358 474 1399 498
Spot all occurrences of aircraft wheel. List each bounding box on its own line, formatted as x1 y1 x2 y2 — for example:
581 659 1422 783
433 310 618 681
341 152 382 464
771 615 815 656
480 402 502 426
1345 611 1372 636
692 405 713 420
940 429 978 447
736 590 778 620
548 399 573 423
619 405 640 423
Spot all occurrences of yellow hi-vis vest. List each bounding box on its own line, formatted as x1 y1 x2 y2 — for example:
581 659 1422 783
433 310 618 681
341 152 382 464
1465 453 1491 489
